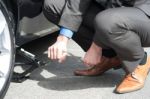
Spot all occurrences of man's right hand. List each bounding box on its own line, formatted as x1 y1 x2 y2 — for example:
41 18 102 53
48 35 69 63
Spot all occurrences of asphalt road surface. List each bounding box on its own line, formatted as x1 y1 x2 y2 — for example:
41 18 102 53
5 33 150 99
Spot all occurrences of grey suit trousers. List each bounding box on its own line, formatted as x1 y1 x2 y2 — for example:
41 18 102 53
94 7 150 72
43 0 117 57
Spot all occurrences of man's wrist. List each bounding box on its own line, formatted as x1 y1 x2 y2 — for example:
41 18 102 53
91 42 102 52
59 27 74 39
57 35 69 44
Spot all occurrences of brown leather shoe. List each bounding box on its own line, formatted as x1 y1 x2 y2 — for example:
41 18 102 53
115 57 150 94
74 56 122 76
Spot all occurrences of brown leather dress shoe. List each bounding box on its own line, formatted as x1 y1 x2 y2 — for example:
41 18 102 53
74 56 122 76
115 57 150 94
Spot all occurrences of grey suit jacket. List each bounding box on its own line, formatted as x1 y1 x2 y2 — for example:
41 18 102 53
59 0 92 32
59 0 150 32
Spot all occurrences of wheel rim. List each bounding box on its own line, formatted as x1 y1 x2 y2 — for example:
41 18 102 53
0 10 12 91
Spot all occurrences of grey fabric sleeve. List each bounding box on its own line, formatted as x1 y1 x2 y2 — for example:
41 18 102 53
59 0 92 32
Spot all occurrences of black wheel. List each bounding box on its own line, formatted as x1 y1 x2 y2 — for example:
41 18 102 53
0 1 15 99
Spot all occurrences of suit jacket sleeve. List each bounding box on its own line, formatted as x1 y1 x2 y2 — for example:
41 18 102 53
59 0 92 32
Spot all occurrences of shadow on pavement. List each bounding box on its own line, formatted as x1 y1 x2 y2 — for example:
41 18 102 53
37 72 124 91
17 33 125 92
27 53 125 91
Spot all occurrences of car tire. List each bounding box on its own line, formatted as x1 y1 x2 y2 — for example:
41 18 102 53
0 1 15 99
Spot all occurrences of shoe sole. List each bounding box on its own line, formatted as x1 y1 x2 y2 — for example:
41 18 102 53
115 84 144 94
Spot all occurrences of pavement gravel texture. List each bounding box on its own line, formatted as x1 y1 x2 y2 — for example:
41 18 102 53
5 34 150 99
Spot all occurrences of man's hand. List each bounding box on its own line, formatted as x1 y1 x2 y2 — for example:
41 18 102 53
48 35 69 63
83 42 102 67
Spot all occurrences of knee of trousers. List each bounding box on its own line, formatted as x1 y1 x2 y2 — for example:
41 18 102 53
94 10 127 42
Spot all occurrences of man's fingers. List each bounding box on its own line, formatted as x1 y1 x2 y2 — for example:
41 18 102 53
48 40 68 63
58 51 67 63
57 48 63 59
50 47 54 59
48 46 66 62
48 47 50 58
53 47 57 59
